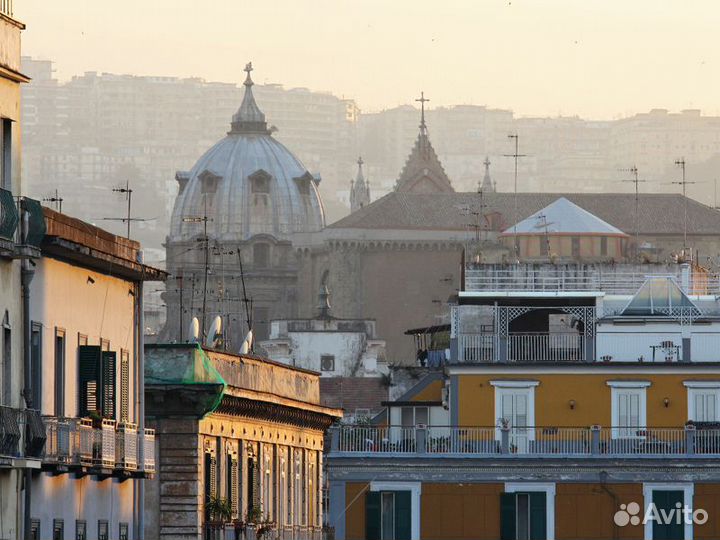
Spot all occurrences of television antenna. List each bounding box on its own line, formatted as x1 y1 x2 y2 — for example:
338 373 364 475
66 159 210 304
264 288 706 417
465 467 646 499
182 200 213 338
619 165 647 254
533 212 556 257
42 189 63 213
504 134 527 257
673 158 695 249
102 180 153 239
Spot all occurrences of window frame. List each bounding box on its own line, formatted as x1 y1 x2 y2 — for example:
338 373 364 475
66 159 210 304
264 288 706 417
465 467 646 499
54 327 66 417
503 482 556 540
608 381 650 439
684 381 720 422
642 483 694 540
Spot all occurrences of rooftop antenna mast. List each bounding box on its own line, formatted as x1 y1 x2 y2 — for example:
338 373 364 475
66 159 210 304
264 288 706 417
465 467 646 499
182 198 212 338
620 165 647 256
534 212 555 258
673 158 695 250
236 247 253 352
42 189 63 213
103 180 152 239
504 134 526 258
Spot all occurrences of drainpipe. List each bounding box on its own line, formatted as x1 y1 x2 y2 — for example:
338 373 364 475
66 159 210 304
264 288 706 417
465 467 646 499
599 471 619 540
20 208 35 540
137 252 146 540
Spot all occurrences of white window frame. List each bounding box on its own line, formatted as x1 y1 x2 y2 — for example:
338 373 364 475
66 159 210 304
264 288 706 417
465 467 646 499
642 483 694 540
369 481 421 540
504 482 556 540
607 381 650 438
683 381 720 422
491 381 538 440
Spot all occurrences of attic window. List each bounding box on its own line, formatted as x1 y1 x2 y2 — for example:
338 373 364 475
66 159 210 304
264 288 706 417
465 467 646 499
198 170 221 194
249 169 271 194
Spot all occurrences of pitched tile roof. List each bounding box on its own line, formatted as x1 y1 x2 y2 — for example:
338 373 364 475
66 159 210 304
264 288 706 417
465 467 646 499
329 192 720 235
319 377 388 415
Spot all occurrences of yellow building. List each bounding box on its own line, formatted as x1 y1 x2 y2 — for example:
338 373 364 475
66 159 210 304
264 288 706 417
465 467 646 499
144 344 342 540
326 262 720 540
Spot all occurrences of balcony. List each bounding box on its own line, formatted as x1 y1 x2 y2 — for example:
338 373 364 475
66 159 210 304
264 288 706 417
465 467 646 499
43 416 155 477
329 425 720 458
463 263 719 296
0 406 45 465
457 332 588 363
204 524 323 540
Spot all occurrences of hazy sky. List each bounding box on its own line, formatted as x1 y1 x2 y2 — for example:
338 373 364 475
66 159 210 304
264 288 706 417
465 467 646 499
17 0 720 118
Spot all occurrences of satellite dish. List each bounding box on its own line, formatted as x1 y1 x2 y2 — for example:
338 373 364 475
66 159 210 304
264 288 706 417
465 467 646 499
205 316 223 349
239 329 253 355
188 317 200 343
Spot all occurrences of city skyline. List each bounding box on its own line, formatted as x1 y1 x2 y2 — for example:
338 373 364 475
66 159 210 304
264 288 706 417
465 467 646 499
17 0 720 119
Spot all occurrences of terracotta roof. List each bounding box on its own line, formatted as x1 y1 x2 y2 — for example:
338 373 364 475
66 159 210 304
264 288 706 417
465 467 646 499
319 377 388 415
329 192 720 235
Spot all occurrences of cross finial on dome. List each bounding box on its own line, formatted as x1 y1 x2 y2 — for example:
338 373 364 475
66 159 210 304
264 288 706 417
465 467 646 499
244 62 254 86
357 156 364 167
415 91 429 131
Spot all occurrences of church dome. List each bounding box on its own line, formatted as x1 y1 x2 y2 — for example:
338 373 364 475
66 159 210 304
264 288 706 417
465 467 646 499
169 63 325 242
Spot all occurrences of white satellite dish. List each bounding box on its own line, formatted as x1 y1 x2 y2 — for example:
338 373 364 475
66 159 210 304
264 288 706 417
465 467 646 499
205 316 223 348
188 317 200 343
239 329 253 355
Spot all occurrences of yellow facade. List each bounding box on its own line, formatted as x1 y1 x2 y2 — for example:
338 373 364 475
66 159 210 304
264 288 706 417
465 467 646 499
457 371 720 427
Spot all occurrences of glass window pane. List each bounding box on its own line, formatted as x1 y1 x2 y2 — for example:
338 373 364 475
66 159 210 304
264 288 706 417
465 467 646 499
415 407 428 425
401 407 413 427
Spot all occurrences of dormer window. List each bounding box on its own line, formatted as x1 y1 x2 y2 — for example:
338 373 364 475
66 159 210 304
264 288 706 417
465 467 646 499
249 169 271 194
198 170 221 195
293 171 315 195
175 171 190 195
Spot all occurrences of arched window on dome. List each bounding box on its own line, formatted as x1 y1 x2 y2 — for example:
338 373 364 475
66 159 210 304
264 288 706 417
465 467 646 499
198 169 221 207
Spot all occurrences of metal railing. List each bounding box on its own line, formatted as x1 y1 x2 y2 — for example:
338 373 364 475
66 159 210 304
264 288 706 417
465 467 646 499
0 189 18 241
458 333 495 362
329 425 720 457
44 416 155 473
508 333 584 362
0 406 45 458
464 264 720 295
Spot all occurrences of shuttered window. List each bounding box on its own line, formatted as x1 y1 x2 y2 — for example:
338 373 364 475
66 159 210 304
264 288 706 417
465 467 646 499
78 346 117 419
227 451 239 518
652 490 684 540
119 350 130 422
500 492 547 540
365 491 411 540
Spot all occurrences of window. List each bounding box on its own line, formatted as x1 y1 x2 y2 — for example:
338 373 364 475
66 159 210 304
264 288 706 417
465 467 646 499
54 328 66 416
120 350 130 422
30 519 40 540
250 170 271 193
684 382 720 422
539 236 548 257
97 520 108 540
600 236 608 256
320 355 335 372
253 243 270 269
366 487 415 540
643 484 694 540
227 450 239 518
1 314 9 406
53 519 64 540
500 492 546 540
253 306 270 342
75 520 87 540
203 449 217 520
78 333 88 347
31 323 42 409
78 346 116 419
119 522 129 540
1 119 11 191
571 237 581 257
608 381 649 438
492 381 539 453
400 406 429 427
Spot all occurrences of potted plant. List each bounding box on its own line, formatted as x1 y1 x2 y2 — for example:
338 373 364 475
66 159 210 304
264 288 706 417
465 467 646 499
256 517 276 540
205 496 232 539
245 507 263 539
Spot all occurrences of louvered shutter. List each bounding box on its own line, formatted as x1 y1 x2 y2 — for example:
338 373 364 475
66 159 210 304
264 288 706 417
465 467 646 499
394 491 411 540
529 492 547 540
120 352 129 422
365 491 380 540
210 454 218 498
230 454 239 517
101 351 116 419
78 346 101 417
500 493 517 540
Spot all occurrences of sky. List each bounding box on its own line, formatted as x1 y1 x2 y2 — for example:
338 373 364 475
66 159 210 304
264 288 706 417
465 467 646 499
16 0 720 119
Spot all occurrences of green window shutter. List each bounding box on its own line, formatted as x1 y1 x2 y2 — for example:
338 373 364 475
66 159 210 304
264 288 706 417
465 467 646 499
652 490 684 540
78 346 101 417
230 455 239 517
530 492 547 540
394 491 412 540
365 491 381 540
101 351 116 419
500 493 517 540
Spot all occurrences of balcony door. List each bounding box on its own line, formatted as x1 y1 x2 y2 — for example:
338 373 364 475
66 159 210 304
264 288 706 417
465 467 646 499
365 491 411 540
495 386 535 453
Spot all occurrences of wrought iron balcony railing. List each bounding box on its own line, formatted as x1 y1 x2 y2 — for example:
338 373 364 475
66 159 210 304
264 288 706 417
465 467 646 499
44 416 155 474
457 332 588 363
329 425 720 457
0 406 45 459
